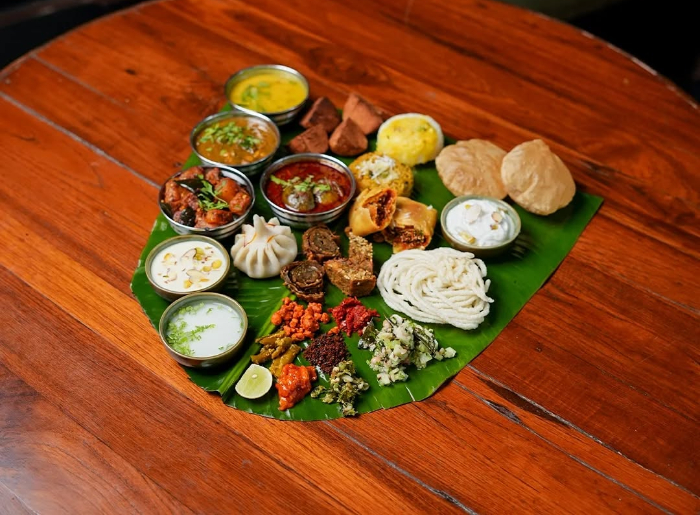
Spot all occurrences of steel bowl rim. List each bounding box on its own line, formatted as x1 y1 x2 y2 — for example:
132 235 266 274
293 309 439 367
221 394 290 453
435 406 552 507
224 64 309 117
144 234 231 297
158 164 255 235
189 110 281 171
259 153 357 219
440 194 522 252
158 292 249 362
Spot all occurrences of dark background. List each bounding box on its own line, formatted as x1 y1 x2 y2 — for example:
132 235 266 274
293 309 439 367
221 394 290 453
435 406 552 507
0 0 698 100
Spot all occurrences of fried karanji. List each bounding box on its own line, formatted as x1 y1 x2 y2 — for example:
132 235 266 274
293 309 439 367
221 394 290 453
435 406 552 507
381 197 438 252
348 187 398 237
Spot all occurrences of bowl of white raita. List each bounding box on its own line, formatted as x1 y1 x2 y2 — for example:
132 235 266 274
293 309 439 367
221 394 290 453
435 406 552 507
440 195 521 258
158 292 248 368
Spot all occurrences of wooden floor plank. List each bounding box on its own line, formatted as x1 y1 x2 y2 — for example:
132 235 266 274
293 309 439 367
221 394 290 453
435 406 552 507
454 370 700 514
363 0 700 132
0 364 191 514
0 482 34 515
543 258 698 418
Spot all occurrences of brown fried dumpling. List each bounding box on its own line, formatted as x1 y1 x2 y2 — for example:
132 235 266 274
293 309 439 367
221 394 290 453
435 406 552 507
382 197 438 253
348 187 398 237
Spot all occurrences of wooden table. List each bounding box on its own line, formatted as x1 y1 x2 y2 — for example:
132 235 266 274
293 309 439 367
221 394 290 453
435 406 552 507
0 0 698 512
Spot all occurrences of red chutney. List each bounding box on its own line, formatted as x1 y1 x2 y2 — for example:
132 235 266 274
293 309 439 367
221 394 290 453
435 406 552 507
329 297 380 337
265 161 351 214
276 364 317 411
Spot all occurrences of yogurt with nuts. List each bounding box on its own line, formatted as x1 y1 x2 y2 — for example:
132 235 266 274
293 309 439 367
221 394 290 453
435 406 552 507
150 240 226 292
445 198 516 247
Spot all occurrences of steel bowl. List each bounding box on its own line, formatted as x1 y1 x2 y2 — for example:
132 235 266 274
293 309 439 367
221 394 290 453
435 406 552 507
190 110 280 176
224 64 309 126
158 292 248 368
145 235 231 301
158 165 255 240
440 195 522 258
260 153 356 228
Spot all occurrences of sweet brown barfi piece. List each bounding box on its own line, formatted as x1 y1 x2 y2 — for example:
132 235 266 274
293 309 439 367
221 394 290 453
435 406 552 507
342 93 383 135
347 230 373 273
329 118 368 156
325 260 376 297
324 231 376 297
300 97 341 133
288 125 329 154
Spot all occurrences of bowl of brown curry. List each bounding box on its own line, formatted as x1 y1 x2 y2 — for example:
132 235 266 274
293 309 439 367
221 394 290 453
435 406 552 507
190 110 280 176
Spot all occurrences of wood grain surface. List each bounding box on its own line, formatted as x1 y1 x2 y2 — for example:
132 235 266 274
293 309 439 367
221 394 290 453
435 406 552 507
0 0 698 512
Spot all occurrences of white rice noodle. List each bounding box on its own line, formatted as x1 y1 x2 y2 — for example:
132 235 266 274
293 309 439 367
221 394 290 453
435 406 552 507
377 248 493 330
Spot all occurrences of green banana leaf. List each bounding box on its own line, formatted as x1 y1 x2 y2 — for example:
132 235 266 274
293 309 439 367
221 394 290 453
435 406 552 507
131 118 602 421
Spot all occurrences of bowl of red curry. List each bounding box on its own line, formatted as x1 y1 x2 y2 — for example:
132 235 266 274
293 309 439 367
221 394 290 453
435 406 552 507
260 153 356 228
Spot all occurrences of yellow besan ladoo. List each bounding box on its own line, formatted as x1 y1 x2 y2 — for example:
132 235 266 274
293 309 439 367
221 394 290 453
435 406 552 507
376 113 444 167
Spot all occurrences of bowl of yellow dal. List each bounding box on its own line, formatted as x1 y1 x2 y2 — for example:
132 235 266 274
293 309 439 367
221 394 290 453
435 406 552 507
225 64 309 126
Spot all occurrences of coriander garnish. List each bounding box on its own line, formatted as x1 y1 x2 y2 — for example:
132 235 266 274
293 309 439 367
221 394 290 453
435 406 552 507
165 321 216 356
270 175 331 193
198 121 260 151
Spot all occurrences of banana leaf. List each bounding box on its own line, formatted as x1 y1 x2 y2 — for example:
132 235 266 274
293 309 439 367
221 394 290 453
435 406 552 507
131 119 602 421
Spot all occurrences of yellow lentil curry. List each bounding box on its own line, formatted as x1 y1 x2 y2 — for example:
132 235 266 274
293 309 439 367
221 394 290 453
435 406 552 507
230 71 307 113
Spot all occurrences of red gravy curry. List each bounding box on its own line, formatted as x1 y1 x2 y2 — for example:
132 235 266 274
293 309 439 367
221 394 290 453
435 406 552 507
265 161 352 213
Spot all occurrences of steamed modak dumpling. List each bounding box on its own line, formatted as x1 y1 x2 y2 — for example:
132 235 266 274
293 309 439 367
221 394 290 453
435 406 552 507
230 215 298 278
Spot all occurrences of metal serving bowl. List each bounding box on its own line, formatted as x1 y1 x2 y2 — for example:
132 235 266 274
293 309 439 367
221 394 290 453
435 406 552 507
260 153 356 229
224 64 309 126
440 195 522 258
144 235 231 301
190 110 280 176
158 292 248 368
158 165 255 240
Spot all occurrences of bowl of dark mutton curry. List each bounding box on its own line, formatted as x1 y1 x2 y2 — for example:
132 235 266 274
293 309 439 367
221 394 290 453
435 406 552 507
159 165 255 239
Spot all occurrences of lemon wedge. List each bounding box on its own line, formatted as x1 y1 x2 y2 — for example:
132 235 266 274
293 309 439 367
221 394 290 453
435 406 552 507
235 364 273 399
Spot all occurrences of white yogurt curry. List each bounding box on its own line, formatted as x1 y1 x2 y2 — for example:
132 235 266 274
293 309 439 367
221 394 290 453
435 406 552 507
445 198 516 247
165 300 245 357
151 240 226 293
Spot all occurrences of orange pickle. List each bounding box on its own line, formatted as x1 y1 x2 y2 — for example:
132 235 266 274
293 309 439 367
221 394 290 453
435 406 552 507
275 364 317 411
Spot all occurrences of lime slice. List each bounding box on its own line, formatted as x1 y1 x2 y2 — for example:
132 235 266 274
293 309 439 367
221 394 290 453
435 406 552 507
235 364 273 399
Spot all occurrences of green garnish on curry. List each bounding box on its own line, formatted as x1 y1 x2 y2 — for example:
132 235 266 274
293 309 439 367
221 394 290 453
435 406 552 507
199 122 260 152
194 116 277 166
270 175 331 193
